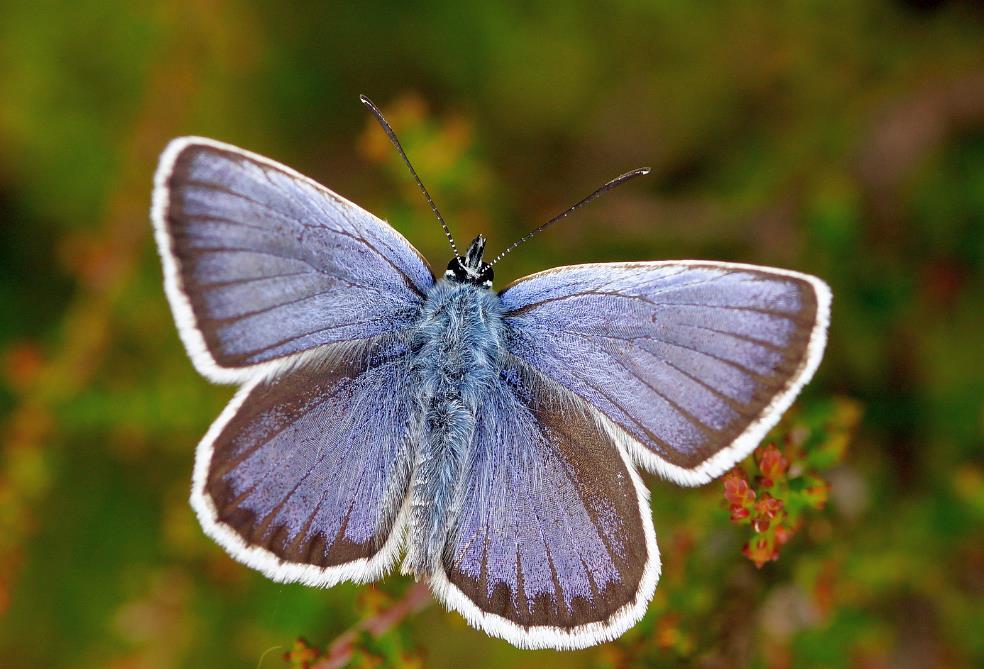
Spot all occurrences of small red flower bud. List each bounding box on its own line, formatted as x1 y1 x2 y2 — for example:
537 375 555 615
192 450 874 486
757 443 789 483
730 504 750 522
774 524 795 546
723 469 755 505
742 537 776 568
755 493 784 519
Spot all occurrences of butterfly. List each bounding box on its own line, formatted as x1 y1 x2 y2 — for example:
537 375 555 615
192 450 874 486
150 96 830 650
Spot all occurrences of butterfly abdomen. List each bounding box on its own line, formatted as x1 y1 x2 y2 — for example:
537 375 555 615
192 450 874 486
403 280 506 577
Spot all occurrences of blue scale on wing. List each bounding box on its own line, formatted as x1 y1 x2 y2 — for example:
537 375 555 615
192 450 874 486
160 142 434 370
501 263 820 470
438 359 651 630
204 336 415 568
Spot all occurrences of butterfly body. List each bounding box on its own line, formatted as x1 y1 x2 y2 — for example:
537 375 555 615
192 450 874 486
152 135 831 650
405 264 506 577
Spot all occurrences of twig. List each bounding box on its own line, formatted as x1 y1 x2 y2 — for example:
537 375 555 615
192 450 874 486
311 582 433 669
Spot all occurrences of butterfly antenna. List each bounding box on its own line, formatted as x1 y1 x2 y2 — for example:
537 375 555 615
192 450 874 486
487 167 651 267
360 94 460 259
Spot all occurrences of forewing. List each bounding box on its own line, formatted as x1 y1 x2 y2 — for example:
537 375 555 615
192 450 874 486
501 261 831 485
151 137 434 383
432 359 659 650
191 336 416 586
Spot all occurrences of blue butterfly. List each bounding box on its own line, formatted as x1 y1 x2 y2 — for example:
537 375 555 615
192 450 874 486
150 97 830 650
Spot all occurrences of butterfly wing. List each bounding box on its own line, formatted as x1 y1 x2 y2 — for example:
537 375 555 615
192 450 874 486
500 261 831 486
432 358 659 650
151 136 434 383
192 335 417 586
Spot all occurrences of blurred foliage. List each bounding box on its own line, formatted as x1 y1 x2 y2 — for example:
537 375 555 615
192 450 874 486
0 1 982 668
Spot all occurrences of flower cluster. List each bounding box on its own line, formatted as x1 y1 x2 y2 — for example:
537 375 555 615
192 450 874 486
723 399 858 568
723 450 801 568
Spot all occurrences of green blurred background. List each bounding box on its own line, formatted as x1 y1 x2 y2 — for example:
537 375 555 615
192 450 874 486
1 2 982 667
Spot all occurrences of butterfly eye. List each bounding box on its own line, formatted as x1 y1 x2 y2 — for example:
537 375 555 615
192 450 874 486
478 264 494 287
445 257 468 282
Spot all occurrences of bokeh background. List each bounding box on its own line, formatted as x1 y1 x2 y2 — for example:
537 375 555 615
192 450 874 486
1 2 982 668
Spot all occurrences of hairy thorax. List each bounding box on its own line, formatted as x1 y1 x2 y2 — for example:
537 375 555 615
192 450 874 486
403 280 507 577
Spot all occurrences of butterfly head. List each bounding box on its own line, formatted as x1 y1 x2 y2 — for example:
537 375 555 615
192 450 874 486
445 235 494 288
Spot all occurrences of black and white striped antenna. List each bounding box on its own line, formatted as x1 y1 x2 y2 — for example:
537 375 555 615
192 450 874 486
360 94 461 259
487 167 651 267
